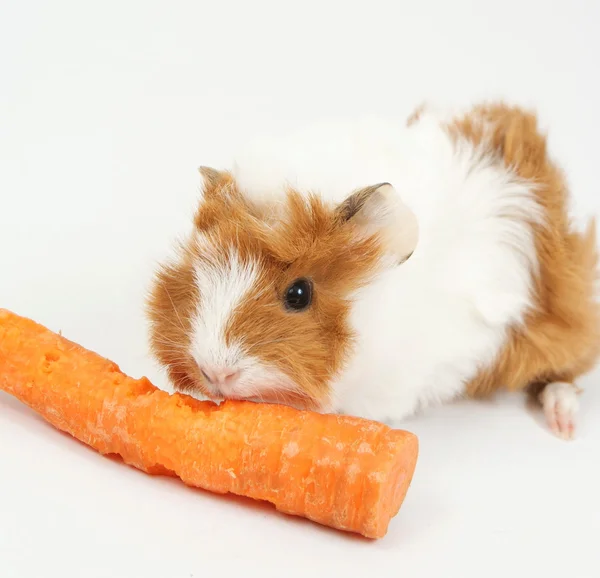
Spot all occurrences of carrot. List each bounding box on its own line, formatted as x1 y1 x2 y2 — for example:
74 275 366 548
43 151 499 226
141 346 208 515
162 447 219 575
0 309 418 539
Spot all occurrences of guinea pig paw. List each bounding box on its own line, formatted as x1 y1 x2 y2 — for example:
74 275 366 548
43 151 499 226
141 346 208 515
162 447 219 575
540 381 579 441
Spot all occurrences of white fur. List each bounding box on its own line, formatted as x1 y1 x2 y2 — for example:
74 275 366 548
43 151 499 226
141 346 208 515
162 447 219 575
232 115 405 206
189 234 301 401
189 236 260 372
226 107 541 424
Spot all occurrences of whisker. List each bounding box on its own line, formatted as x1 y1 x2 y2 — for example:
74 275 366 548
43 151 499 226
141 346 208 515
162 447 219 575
245 337 297 351
152 338 186 351
149 310 195 326
162 286 187 332
151 336 186 347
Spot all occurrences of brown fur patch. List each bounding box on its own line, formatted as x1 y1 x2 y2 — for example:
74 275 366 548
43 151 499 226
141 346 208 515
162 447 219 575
407 104 426 127
146 242 203 393
444 103 600 396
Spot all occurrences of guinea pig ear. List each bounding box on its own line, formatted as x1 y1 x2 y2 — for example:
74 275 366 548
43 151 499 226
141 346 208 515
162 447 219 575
198 166 232 198
336 182 418 264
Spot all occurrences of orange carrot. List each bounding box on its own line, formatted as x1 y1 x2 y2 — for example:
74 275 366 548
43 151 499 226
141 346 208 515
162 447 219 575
0 309 418 539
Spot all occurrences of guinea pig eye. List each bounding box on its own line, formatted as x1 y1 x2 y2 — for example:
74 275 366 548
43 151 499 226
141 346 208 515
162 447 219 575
284 278 313 311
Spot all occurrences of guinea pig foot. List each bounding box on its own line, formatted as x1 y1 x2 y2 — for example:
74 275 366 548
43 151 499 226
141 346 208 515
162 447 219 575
539 381 579 441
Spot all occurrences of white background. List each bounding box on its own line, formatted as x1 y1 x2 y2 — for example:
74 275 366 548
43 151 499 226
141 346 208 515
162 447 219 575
1 1 599 576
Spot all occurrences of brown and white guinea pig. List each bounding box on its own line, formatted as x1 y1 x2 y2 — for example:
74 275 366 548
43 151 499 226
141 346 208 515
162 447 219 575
146 102 600 440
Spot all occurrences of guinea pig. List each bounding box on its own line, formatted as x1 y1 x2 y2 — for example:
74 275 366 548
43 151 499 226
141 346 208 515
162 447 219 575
146 102 600 440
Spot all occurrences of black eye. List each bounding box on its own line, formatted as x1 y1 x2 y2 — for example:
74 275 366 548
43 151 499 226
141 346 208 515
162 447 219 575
284 278 313 311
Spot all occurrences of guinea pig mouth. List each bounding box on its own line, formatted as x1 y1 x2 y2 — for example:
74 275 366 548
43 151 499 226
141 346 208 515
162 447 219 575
183 365 320 410
202 387 316 411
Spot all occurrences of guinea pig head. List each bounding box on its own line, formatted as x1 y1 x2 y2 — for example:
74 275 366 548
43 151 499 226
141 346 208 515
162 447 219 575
147 167 414 410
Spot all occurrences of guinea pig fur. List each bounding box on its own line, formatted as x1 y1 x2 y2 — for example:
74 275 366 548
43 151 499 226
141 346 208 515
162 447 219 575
147 102 600 440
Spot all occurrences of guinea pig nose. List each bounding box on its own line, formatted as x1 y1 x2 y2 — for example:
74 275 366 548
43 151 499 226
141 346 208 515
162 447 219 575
200 366 240 386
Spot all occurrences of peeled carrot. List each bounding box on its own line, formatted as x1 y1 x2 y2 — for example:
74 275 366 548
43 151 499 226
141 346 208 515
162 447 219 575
0 309 418 539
